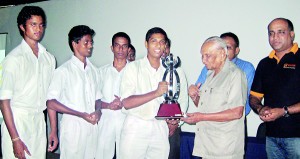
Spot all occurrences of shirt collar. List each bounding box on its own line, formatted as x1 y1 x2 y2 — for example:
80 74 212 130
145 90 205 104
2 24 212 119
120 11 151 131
71 55 90 71
21 39 47 57
268 43 299 61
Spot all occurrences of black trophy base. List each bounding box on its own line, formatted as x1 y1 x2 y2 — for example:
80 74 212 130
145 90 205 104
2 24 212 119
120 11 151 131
155 103 183 120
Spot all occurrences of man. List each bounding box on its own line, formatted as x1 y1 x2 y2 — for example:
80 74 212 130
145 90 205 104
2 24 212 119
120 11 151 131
95 32 131 159
180 32 255 159
119 27 187 159
250 18 300 159
196 32 255 115
127 44 136 62
47 25 101 159
0 6 56 159
164 38 188 159
182 36 247 159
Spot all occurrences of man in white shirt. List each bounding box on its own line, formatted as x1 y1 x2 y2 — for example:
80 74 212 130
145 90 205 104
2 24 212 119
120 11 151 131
119 27 188 159
96 32 131 159
46 25 101 159
0 6 56 159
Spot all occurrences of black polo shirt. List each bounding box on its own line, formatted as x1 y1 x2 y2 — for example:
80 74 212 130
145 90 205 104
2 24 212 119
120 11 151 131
251 44 300 137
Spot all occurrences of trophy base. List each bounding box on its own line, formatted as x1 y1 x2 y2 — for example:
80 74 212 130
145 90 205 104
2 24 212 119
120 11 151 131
155 103 183 120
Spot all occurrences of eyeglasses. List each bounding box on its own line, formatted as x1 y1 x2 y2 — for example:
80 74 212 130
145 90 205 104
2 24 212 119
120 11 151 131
26 22 46 28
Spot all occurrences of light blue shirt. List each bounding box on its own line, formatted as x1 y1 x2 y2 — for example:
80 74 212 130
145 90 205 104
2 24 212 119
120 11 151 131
196 57 255 115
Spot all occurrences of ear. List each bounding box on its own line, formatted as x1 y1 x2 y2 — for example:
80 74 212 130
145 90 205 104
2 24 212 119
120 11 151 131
111 45 113 52
145 41 148 49
72 41 77 51
291 31 295 41
20 24 25 32
235 47 240 56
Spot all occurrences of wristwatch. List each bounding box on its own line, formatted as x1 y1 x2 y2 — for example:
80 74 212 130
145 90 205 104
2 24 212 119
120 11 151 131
283 106 290 117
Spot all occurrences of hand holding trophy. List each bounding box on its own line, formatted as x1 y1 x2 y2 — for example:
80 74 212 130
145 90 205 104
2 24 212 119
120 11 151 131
155 53 183 119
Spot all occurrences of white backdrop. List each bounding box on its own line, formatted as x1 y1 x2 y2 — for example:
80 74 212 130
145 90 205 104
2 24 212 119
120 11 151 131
1 0 300 136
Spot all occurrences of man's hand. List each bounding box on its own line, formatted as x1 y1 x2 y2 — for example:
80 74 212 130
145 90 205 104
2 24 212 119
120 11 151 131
188 83 201 106
90 110 102 125
260 107 284 122
109 95 122 110
47 131 58 152
13 139 31 159
181 112 201 124
166 119 179 136
155 81 168 97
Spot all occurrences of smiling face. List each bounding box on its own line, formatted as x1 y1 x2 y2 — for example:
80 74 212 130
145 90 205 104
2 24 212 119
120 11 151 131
20 15 45 43
73 34 94 59
268 19 294 54
145 33 166 59
111 37 129 60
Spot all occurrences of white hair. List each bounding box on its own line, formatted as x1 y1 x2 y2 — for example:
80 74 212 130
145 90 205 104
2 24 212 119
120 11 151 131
203 36 228 55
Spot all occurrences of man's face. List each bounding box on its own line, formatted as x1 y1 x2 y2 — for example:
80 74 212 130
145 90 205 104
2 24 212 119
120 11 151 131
222 36 239 61
268 19 294 53
74 34 93 58
20 15 45 42
201 41 225 71
145 33 166 59
111 37 129 60
127 49 135 62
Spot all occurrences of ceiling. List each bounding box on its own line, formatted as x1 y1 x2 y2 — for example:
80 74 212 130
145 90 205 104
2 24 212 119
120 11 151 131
0 0 48 8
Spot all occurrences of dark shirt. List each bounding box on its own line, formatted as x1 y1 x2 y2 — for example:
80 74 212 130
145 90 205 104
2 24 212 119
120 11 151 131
251 43 300 137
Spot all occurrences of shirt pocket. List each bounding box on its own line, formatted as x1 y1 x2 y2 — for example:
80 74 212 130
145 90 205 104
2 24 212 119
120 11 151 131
206 87 229 113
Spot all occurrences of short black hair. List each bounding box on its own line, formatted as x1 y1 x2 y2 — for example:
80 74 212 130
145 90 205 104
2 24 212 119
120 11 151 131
68 25 95 52
17 6 46 37
220 32 239 47
129 44 136 53
145 27 168 42
112 32 131 46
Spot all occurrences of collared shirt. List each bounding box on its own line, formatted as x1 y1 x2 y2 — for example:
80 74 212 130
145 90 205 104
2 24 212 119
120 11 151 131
98 63 124 103
250 43 300 137
120 56 188 120
0 39 56 113
196 57 255 115
193 60 247 158
47 55 102 113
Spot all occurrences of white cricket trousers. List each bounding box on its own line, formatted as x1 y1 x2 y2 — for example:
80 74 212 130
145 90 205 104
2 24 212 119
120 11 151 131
119 115 169 159
95 109 126 159
1 109 46 159
59 114 98 159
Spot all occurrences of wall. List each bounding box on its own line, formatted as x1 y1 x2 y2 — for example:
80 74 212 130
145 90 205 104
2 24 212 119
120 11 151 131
0 0 299 136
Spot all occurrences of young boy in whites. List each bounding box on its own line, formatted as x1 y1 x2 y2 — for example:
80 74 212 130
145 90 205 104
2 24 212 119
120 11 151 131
119 27 187 159
96 32 131 159
0 6 56 159
47 25 102 159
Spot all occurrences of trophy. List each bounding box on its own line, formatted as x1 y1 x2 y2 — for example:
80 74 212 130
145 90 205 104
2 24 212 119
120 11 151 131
155 53 183 119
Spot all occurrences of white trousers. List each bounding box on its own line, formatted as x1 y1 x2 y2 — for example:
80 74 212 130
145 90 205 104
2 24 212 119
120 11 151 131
95 109 126 159
119 115 169 159
59 115 98 159
1 109 46 159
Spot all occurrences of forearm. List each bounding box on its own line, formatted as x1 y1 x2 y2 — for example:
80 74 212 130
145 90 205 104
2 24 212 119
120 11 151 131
287 102 300 115
249 95 263 114
47 108 57 133
122 90 158 109
46 99 84 118
201 106 244 122
0 100 19 140
100 101 110 109
95 99 102 114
